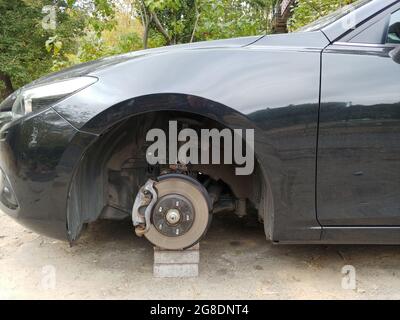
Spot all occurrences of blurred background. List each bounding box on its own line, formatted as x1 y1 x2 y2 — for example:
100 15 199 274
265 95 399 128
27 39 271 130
0 0 356 100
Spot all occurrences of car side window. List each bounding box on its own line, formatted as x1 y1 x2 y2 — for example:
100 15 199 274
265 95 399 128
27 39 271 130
387 10 400 44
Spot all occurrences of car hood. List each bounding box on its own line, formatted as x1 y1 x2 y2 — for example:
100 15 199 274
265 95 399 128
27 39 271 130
14 31 330 91
28 35 264 87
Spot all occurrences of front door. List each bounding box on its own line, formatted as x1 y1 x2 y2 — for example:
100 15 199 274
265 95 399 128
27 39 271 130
317 7 400 226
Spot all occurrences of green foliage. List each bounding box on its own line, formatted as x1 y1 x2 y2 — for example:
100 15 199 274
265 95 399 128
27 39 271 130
0 0 86 98
0 0 51 91
116 33 143 52
135 0 275 47
288 0 356 31
141 0 198 44
195 0 273 40
146 0 181 11
52 2 143 70
89 0 117 35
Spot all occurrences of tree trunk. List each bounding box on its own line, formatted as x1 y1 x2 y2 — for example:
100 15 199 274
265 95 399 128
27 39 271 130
190 0 200 43
152 12 172 45
0 72 14 100
139 0 151 49
143 15 152 49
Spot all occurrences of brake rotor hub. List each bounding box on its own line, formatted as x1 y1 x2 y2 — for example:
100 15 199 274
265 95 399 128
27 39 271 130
165 209 181 225
153 194 195 237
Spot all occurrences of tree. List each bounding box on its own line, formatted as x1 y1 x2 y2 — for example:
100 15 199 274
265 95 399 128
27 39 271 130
134 0 276 49
0 0 119 98
51 1 143 70
195 0 274 41
0 0 86 99
0 0 49 99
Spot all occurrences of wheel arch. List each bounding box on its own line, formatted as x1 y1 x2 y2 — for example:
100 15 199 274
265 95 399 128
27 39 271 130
65 93 276 242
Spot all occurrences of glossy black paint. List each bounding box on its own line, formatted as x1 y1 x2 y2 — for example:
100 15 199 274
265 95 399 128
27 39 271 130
318 44 400 226
0 109 95 239
53 31 328 242
0 0 399 244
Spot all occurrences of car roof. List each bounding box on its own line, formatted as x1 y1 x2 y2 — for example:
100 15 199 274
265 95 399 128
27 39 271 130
322 0 400 42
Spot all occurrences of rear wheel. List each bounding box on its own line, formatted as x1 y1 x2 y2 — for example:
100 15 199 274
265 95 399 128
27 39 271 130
144 175 212 250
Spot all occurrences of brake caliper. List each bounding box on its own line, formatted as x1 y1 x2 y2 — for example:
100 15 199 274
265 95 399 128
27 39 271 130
132 179 158 237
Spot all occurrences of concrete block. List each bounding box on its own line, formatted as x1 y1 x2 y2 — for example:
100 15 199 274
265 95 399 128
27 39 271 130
153 244 200 278
154 263 199 278
154 248 199 264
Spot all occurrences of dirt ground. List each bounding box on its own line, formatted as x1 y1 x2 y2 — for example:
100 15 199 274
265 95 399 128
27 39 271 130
0 210 400 300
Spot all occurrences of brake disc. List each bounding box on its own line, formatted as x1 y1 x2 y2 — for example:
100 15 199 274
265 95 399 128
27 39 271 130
133 174 212 250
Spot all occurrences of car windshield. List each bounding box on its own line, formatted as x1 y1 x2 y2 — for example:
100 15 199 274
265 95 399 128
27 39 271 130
298 0 373 32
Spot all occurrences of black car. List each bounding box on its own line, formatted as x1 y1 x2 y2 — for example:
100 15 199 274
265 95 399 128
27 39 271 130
0 0 399 250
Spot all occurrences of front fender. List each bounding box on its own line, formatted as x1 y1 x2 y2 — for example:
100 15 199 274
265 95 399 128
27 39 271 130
54 41 324 242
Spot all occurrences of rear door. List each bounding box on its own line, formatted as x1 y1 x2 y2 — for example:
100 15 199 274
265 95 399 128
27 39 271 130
317 4 400 225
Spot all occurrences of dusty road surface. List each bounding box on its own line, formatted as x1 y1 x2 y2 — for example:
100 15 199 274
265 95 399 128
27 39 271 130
0 210 400 300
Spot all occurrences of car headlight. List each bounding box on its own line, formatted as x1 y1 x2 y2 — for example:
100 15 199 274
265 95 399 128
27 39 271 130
10 76 97 118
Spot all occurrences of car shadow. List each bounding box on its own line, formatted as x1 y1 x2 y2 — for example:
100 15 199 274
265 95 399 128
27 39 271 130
76 213 400 268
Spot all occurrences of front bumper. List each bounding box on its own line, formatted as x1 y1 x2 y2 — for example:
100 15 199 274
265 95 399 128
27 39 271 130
0 108 95 240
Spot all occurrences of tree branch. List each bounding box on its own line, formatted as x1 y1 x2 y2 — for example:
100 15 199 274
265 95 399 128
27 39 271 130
190 0 200 43
143 14 153 49
139 0 152 49
152 11 172 45
0 71 14 100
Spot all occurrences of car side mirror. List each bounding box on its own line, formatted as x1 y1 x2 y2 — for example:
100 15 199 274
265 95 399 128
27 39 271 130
389 46 400 64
